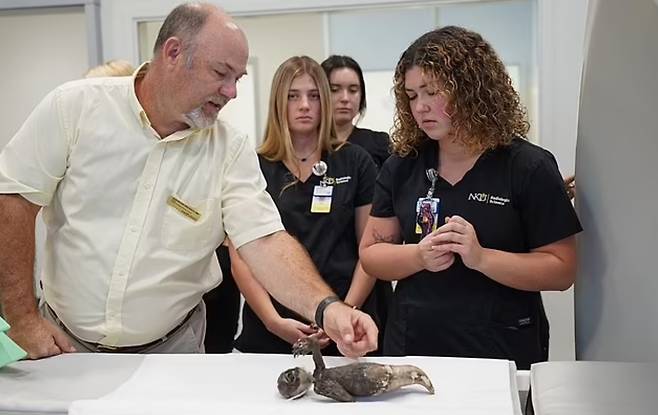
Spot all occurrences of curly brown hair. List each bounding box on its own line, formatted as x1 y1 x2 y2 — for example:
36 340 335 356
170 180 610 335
391 26 529 157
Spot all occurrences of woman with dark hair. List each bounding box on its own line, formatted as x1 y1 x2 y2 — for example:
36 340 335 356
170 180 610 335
321 55 390 169
359 26 582 369
229 56 378 355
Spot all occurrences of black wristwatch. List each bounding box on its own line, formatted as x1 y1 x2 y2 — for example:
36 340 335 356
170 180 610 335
314 295 341 330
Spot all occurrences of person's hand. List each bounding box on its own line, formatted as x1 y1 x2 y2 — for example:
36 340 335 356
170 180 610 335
416 228 456 272
433 215 484 270
321 303 378 358
267 317 320 346
7 314 76 359
564 175 576 200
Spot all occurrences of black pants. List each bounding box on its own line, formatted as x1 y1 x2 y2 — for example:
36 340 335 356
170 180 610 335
202 245 241 353
383 297 549 370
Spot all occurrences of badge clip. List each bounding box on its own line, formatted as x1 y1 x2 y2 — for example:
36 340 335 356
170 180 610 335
312 161 328 177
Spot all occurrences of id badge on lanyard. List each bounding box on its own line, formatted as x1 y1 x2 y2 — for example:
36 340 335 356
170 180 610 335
415 168 440 237
311 184 333 213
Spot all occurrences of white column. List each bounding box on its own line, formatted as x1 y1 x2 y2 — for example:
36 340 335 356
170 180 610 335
537 0 589 361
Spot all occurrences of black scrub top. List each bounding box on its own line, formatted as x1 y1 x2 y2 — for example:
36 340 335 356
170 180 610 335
348 126 391 170
235 143 377 354
370 137 582 369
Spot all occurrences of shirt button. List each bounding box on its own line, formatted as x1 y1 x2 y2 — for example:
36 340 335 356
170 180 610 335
130 226 138 233
144 183 152 189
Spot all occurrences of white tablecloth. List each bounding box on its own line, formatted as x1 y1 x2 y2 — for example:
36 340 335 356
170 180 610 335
0 353 522 415
0 354 144 414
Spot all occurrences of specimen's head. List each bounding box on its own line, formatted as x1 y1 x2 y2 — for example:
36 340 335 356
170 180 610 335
277 367 313 399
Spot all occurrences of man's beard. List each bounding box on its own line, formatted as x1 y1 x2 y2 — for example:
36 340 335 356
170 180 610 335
184 105 219 130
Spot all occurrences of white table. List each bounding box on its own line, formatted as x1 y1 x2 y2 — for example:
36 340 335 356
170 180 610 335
0 353 526 415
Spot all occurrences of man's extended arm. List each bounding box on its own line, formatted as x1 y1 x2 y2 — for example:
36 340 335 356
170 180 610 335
237 231 378 357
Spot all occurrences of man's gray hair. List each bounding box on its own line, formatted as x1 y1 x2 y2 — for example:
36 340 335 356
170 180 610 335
153 2 212 61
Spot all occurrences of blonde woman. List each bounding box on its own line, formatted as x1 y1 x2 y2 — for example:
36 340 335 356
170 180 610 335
359 27 582 369
230 56 378 354
84 59 135 78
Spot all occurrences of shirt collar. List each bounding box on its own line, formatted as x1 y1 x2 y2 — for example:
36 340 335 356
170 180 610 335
129 62 152 129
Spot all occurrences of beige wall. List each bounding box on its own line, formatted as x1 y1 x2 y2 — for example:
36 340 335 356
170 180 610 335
0 7 88 304
233 13 325 141
0 7 88 149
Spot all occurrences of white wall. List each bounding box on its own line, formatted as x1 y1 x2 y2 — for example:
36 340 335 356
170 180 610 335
0 6 88 149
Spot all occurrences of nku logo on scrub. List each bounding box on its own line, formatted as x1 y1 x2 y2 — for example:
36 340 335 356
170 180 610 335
468 193 510 206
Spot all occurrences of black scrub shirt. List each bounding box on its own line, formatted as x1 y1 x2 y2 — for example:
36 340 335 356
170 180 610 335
348 127 391 170
235 143 377 354
370 137 582 369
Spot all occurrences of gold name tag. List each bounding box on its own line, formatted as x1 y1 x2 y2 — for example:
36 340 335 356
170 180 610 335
167 195 201 222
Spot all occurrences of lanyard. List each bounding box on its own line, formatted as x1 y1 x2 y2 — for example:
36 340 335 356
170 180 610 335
425 168 438 199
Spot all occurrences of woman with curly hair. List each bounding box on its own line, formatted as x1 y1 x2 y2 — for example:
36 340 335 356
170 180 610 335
359 26 581 369
230 56 379 355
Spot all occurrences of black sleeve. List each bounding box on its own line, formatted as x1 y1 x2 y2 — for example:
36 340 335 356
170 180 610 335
257 155 277 195
373 131 392 169
257 154 272 177
516 153 583 249
370 156 397 218
354 146 377 207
